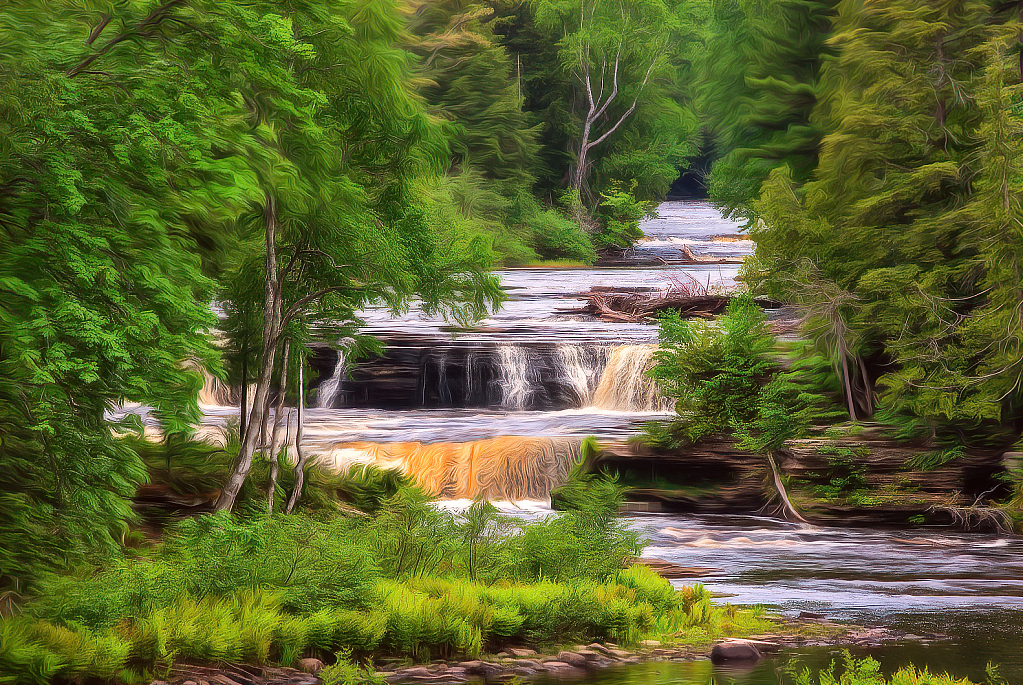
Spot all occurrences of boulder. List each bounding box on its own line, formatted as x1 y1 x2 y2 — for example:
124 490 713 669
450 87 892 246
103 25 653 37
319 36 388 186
556 651 589 667
297 658 325 674
710 640 762 663
586 643 613 655
515 660 543 669
459 660 502 677
508 647 538 658
398 667 432 677
639 639 661 648
573 649 601 660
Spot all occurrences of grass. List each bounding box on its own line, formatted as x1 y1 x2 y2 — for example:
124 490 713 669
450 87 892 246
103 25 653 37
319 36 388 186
0 564 768 684
0 470 775 684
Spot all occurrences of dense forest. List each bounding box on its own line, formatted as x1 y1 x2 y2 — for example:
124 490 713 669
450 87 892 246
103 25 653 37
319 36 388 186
2 0 1023 683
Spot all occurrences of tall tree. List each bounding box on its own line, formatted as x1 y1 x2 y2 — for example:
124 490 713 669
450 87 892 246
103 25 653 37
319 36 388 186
750 0 993 432
698 0 837 220
530 0 700 199
0 0 247 590
212 0 501 512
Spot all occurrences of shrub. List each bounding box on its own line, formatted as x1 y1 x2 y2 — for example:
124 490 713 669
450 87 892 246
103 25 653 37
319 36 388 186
594 183 652 250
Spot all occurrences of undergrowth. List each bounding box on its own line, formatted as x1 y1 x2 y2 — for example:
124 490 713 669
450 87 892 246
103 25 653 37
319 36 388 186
0 477 769 684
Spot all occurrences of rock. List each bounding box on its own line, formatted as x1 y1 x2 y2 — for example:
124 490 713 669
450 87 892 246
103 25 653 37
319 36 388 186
459 660 501 677
798 610 826 620
508 647 538 658
710 640 762 663
542 661 575 671
297 657 325 674
639 639 661 648
399 667 432 677
609 649 631 659
586 643 612 655
573 649 601 660
515 660 543 669
496 651 510 658
557 651 589 667
514 667 538 676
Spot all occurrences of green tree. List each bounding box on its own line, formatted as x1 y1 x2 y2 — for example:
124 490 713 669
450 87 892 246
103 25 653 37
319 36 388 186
0 0 247 590
531 0 700 196
698 0 837 220
750 0 998 434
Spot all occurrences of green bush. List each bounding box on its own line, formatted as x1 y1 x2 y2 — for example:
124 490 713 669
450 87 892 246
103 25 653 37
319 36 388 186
594 183 652 250
648 297 841 449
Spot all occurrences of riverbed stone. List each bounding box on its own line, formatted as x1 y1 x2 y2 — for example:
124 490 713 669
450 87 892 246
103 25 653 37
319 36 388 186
515 659 543 669
710 640 762 663
586 643 612 655
639 639 661 648
296 657 325 674
609 649 632 659
557 651 589 667
508 647 538 658
459 660 502 677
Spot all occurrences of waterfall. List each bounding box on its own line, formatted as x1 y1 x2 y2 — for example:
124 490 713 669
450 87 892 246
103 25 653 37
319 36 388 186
591 344 666 411
556 344 608 406
317 349 348 408
318 436 582 500
497 345 541 409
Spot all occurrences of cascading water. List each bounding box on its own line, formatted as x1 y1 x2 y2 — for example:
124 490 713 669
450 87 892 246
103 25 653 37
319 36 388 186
317 349 348 408
497 345 541 409
590 344 667 411
557 344 609 406
317 436 582 500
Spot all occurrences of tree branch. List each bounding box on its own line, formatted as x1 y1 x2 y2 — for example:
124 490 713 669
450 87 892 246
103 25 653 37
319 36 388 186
67 0 188 78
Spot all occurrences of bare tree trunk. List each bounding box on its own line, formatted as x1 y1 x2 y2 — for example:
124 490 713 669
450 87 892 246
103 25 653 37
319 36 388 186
267 341 291 514
768 453 807 524
838 337 859 422
573 122 592 193
217 194 282 512
286 360 308 514
239 339 248 443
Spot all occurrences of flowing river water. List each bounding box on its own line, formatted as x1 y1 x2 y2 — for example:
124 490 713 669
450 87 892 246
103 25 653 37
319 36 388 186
168 201 1023 683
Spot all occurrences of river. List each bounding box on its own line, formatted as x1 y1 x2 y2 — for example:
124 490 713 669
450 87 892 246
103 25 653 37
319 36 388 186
185 200 1021 683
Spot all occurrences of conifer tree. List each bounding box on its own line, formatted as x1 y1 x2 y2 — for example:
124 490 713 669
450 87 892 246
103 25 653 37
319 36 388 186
751 0 993 430
699 0 837 219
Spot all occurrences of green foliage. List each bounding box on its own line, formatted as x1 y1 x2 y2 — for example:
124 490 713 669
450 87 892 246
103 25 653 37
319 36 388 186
793 652 990 685
594 183 653 250
648 297 841 450
744 1 1023 441
698 0 838 220
0 501 771 682
905 445 966 473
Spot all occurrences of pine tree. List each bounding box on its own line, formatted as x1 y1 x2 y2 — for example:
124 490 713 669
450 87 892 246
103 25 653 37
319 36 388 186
751 0 994 431
699 0 838 219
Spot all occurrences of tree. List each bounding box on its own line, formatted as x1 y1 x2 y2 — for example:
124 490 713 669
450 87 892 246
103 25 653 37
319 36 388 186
0 0 249 590
212 0 502 512
532 0 695 196
697 0 838 220
405 0 541 190
749 0 1000 435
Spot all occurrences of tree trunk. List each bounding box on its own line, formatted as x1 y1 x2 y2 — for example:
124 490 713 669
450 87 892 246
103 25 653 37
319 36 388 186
216 194 282 512
239 341 248 444
286 359 308 514
573 125 591 193
768 453 807 524
267 340 290 514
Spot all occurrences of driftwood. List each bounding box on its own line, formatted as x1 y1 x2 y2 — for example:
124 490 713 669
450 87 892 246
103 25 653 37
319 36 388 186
567 291 731 322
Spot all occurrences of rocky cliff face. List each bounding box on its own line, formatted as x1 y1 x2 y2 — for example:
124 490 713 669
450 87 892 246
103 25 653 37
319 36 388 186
590 426 1014 530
